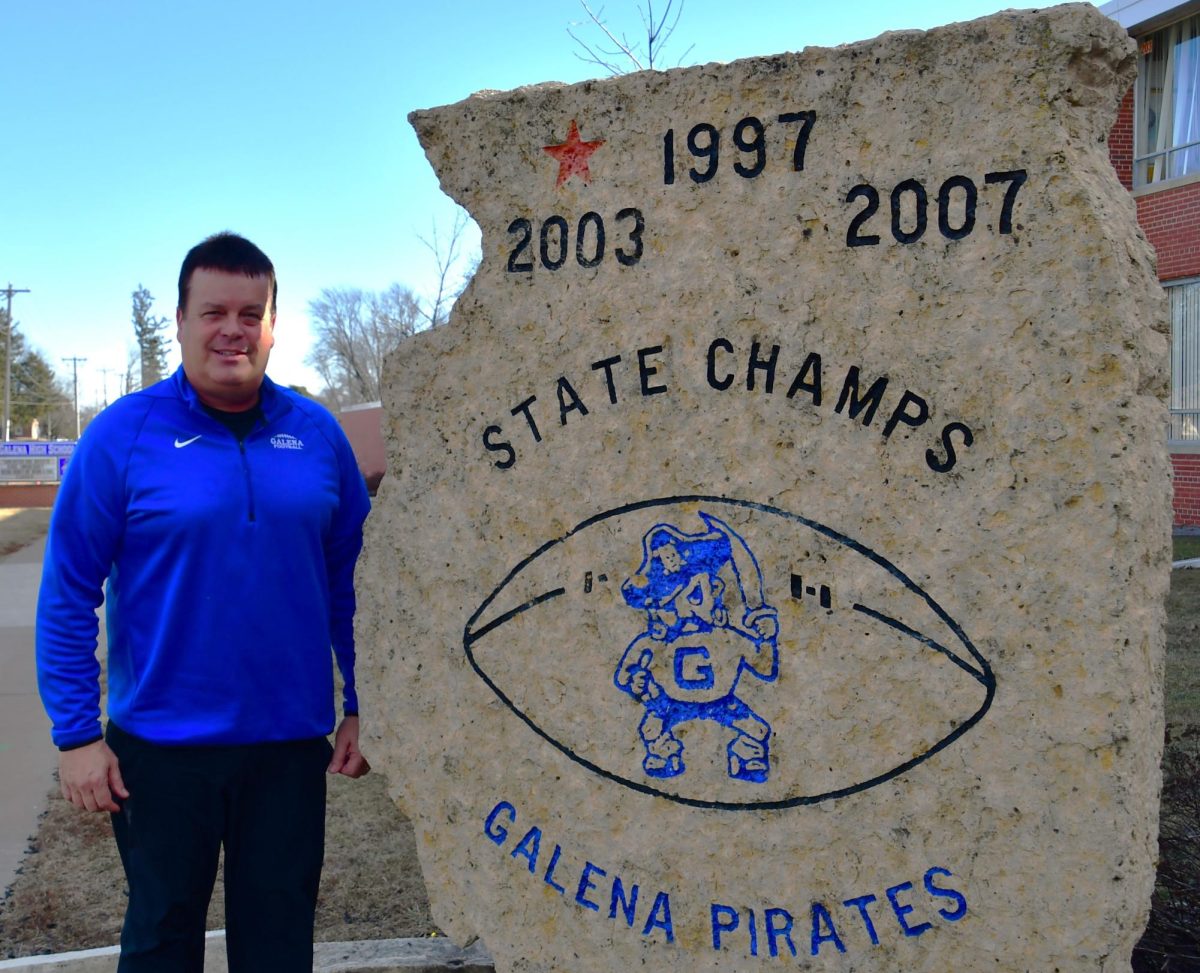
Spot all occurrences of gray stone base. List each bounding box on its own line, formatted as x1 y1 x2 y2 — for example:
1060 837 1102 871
0 935 494 973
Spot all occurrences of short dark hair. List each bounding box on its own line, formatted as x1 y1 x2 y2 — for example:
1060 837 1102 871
178 232 277 313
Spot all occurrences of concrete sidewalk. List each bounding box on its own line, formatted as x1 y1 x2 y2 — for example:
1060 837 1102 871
0 534 56 897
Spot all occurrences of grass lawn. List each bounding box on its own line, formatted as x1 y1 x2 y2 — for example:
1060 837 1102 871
1173 536 1200 562
1163 571 1200 740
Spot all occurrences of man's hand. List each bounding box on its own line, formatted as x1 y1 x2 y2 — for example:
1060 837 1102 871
59 740 128 813
328 715 370 778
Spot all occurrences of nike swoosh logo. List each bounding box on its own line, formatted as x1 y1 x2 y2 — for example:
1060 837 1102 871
174 435 202 449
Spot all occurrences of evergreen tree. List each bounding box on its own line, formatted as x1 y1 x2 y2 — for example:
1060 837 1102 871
0 311 72 436
131 285 169 390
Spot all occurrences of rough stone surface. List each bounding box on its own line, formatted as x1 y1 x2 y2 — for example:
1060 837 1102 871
357 6 1171 970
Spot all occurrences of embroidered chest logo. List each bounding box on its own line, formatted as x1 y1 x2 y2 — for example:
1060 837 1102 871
270 434 304 451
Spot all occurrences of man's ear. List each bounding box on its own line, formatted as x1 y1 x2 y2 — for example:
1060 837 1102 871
175 307 184 341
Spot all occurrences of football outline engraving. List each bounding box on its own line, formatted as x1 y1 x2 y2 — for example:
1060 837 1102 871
463 495 996 811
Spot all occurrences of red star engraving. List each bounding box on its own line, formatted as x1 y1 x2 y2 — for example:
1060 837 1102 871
543 120 606 187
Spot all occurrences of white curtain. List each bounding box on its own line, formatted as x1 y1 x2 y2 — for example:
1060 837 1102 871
1139 13 1200 184
1170 17 1200 179
1141 27 1171 182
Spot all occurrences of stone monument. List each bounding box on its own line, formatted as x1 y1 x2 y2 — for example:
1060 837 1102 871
357 5 1171 970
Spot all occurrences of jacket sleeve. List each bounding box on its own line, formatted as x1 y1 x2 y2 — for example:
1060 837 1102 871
35 408 131 748
324 422 371 717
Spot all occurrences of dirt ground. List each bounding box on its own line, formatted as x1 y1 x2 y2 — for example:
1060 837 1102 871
0 509 51 557
0 774 438 957
0 511 437 959
3 511 1198 960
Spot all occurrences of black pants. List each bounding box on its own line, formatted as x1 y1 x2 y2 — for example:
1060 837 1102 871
107 722 331 973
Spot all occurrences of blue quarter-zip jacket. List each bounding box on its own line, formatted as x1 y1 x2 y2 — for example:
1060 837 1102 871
36 368 371 748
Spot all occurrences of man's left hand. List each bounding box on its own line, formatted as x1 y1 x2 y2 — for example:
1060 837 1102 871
328 715 371 778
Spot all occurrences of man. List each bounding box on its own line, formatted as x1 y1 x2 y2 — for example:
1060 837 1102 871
36 232 371 972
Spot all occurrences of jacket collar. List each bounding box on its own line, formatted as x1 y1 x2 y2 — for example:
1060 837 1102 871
171 366 291 424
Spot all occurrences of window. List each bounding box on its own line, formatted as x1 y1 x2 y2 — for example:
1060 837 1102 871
1170 279 1200 440
1136 12 1200 186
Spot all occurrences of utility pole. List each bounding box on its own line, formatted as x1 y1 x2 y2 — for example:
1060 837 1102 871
98 366 116 408
62 356 87 439
2 284 31 441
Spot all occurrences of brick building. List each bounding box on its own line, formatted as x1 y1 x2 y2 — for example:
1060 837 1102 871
1102 0 1200 524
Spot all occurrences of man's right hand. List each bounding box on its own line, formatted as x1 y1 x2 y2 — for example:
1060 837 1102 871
59 740 129 813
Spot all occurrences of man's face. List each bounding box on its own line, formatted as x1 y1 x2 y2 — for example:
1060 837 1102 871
176 268 275 411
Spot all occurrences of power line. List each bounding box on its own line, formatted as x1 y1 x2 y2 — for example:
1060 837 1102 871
62 356 87 439
2 283 31 441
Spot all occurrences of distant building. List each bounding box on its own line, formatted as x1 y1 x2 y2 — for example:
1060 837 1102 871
1103 0 1200 525
337 401 386 496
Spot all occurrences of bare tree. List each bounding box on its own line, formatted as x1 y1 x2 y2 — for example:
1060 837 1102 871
122 345 140 396
417 209 476 329
304 209 479 406
306 285 421 408
568 0 693 75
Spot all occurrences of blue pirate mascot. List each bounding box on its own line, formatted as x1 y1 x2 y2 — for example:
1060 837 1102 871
614 512 779 782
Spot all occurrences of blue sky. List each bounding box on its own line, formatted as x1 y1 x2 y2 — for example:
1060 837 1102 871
1 0 1082 410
